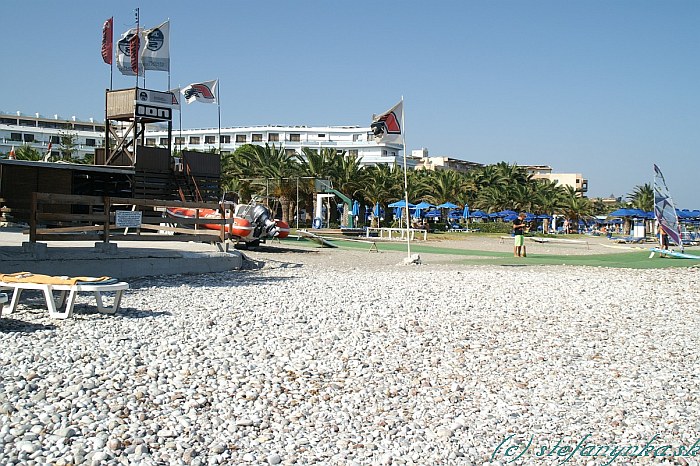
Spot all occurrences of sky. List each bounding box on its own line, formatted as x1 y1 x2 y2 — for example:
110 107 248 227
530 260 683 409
1 0 698 207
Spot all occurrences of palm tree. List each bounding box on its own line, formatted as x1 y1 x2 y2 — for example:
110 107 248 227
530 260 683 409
359 164 397 227
15 144 43 161
560 186 593 232
234 144 300 222
531 179 566 232
628 183 654 212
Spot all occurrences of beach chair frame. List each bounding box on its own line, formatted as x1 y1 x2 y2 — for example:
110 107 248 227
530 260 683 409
0 281 129 319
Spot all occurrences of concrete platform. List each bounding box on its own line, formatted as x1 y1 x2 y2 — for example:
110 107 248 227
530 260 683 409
0 228 243 279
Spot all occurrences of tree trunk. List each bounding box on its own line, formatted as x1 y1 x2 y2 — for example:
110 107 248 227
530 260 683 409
279 196 290 223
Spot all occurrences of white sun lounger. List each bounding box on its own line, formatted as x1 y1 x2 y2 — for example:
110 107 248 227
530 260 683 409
0 276 129 319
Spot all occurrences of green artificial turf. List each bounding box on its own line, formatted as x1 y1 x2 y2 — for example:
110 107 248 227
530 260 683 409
285 236 700 269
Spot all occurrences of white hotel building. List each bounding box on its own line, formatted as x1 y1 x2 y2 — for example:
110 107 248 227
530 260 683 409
0 112 105 160
144 124 413 167
0 111 413 168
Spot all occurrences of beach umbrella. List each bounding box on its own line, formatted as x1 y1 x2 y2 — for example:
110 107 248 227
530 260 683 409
373 202 381 217
437 202 459 209
448 210 461 219
414 201 434 210
424 210 441 218
388 199 415 208
471 210 488 218
608 208 646 218
462 204 469 219
351 200 360 217
394 207 403 219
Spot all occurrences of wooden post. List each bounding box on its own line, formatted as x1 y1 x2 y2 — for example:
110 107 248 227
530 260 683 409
104 196 111 243
30 192 37 243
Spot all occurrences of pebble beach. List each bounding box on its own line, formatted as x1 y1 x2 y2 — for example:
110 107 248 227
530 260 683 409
2 239 700 465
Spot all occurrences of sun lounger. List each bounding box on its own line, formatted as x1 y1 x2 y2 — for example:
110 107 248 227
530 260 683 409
0 273 129 319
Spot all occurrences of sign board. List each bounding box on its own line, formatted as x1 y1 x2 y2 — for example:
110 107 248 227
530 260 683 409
135 103 172 121
115 210 142 228
135 89 176 107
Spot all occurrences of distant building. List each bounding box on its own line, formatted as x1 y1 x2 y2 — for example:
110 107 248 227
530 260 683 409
0 111 104 160
1 111 413 168
412 148 482 173
145 125 415 168
521 165 588 194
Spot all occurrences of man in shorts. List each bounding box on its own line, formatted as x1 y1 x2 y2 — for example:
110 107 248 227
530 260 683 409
513 212 527 257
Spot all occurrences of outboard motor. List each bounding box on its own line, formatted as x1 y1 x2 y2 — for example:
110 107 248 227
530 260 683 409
251 204 279 238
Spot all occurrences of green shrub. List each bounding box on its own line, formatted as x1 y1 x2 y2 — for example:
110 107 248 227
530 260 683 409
472 222 513 234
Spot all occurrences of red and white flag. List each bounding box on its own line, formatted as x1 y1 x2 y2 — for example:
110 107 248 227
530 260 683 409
371 100 403 145
182 80 218 104
43 142 53 162
116 28 143 76
8 146 16 160
101 17 113 65
168 88 181 110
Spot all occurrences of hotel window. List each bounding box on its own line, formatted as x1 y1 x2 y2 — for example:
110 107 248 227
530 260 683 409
159 138 169 145
175 137 185 145
23 134 34 142
51 135 60 144
19 119 35 127
189 136 200 144
220 135 231 144
145 138 155 146
205 136 216 144
317 134 325 138
236 134 247 143
252 133 263 142
86 138 96 147
268 133 279 142
349 150 358 157
289 133 300 142
382 150 387 156
10 132 21 141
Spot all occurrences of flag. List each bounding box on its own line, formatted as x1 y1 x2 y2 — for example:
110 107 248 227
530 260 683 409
8 146 16 160
101 17 113 65
141 20 170 72
371 100 403 145
182 80 218 104
130 30 140 75
169 88 181 110
43 143 53 162
116 28 143 76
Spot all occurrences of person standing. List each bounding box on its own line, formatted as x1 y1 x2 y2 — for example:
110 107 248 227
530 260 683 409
513 212 527 257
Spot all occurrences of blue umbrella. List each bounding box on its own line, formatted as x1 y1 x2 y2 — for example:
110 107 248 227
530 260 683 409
414 208 422 218
351 200 360 217
448 210 461 219
609 208 646 218
437 202 459 209
414 201 435 210
394 207 403 219
471 210 488 218
388 200 415 208
424 210 441 218
373 202 381 217
462 204 469 219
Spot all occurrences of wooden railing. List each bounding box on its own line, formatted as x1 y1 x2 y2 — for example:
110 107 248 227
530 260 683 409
28 192 233 244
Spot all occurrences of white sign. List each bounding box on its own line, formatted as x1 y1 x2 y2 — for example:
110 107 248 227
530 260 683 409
116 210 142 228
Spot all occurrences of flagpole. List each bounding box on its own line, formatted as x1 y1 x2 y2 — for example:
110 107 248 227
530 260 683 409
401 96 411 259
134 8 139 90
217 79 222 154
